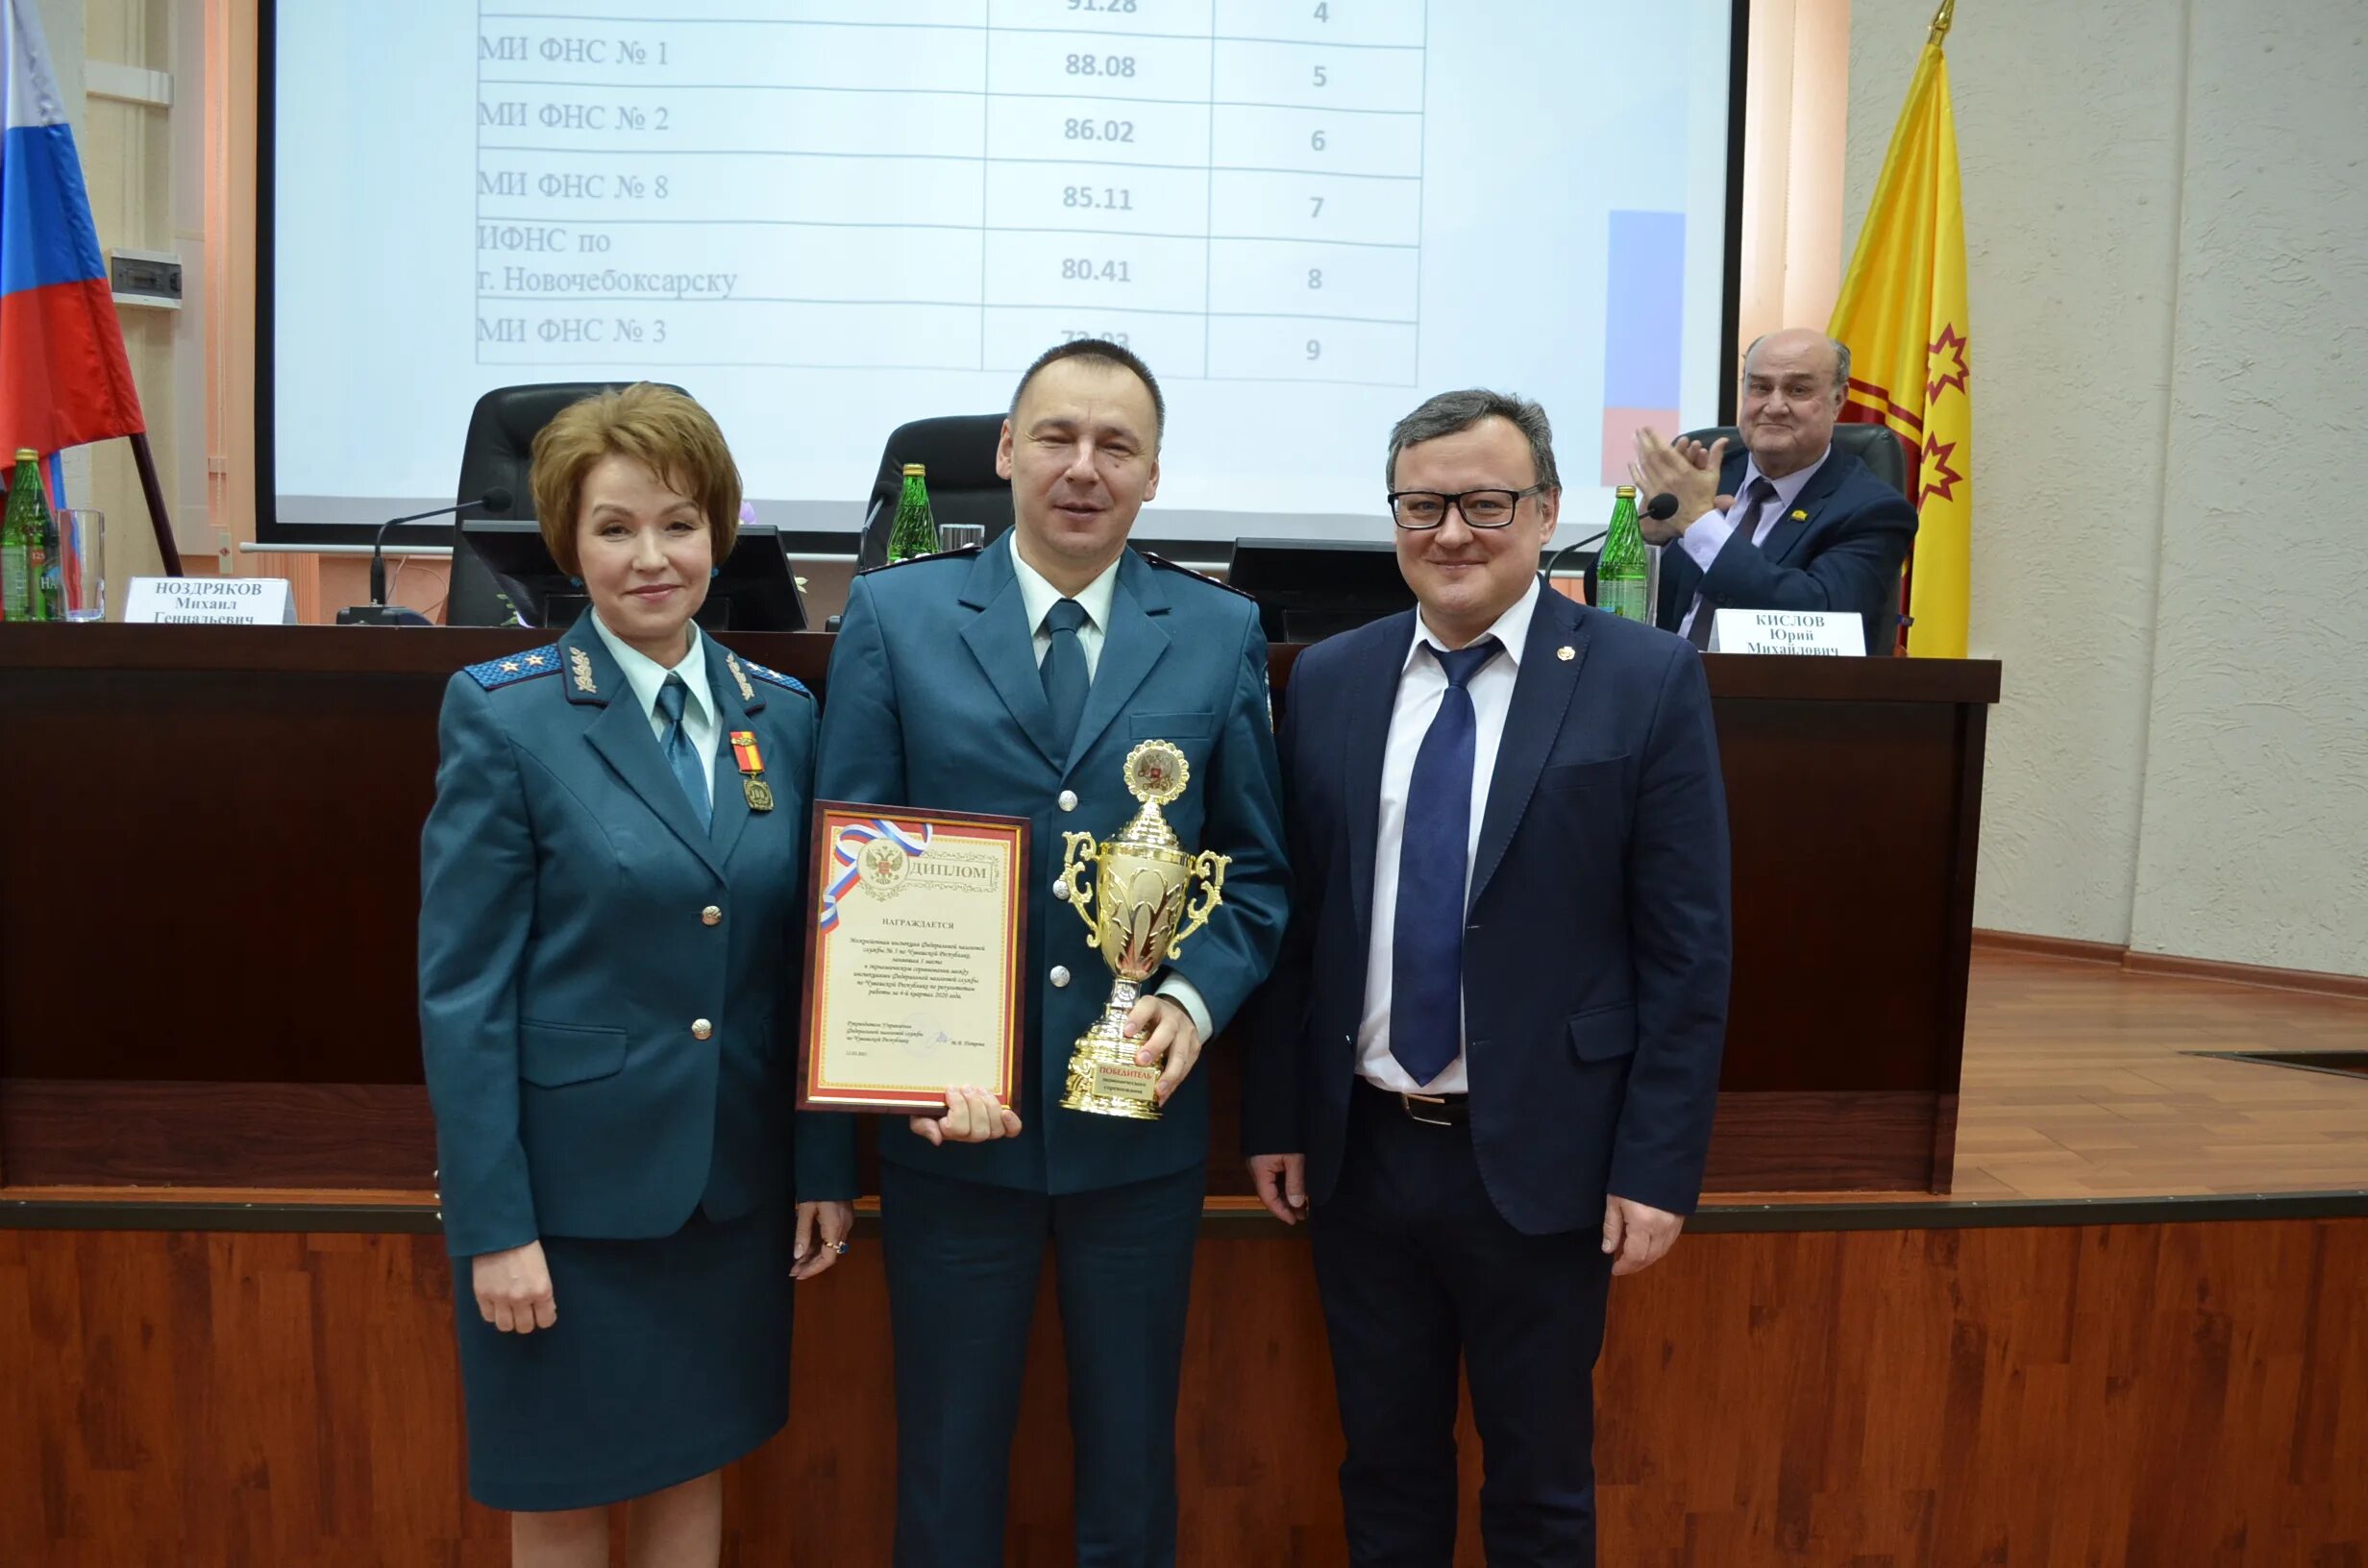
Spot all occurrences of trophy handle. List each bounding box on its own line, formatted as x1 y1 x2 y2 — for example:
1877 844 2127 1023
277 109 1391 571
1166 850 1229 960
1060 832 1103 943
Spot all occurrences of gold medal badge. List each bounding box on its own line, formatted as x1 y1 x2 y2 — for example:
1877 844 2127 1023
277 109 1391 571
729 729 774 811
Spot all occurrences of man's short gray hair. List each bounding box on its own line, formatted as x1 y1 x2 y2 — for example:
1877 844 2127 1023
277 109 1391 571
1742 332 1852 399
1385 389 1560 492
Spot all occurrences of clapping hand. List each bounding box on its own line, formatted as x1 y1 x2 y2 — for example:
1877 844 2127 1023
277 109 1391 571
1628 428 1731 544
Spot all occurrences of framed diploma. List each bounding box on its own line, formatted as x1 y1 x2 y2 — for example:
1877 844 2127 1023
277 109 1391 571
799 801 1028 1114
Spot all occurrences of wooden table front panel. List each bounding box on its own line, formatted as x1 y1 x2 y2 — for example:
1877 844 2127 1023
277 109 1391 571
0 627 1997 1193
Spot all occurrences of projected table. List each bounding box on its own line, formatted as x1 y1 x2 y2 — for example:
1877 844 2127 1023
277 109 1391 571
472 1 1427 386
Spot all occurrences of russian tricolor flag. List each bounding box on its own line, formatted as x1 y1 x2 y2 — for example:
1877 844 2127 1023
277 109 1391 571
1 0 143 461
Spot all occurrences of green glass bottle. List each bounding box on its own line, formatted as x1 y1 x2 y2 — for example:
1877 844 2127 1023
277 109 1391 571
887 462 937 562
36 488 62 620
1 448 49 623
1596 484 1649 624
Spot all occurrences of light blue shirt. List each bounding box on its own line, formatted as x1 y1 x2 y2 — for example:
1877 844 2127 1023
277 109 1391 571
588 611 716 806
1008 530 1122 678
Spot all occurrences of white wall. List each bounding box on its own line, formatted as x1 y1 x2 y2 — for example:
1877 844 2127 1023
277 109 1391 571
1847 0 2368 976
35 0 197 592
2126 2 2368 974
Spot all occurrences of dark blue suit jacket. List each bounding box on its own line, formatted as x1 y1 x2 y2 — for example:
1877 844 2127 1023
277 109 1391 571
1654 444 1918 654
419 615 858 1260
816 541 1289 1195
1244 587 1732 1234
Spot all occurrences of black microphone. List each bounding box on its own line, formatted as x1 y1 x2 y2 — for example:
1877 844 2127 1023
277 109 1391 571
1543 491 1677 583
337 487 512 625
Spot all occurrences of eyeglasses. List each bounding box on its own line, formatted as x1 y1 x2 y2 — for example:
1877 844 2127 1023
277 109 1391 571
1386 486 1548 530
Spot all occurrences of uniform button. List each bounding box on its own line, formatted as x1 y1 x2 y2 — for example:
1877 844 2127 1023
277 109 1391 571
1058 790 1078 812
1052 876 1071 900
691 1018 713 1040
701 905 722 926
1049 966 1072 989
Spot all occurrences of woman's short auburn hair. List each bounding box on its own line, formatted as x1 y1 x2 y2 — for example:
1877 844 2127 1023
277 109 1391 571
530 383 742 575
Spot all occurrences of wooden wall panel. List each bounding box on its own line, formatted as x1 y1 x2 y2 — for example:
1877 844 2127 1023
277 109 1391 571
0 630 1998 1196
1699 1090 1942 1191
0 1081 436 1188
2 1217 2361 1565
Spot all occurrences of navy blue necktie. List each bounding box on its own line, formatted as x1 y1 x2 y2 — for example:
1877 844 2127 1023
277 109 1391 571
1389 637 1502 1086
1689 477 1775 649
1041 598 1091 756
654 674 711 832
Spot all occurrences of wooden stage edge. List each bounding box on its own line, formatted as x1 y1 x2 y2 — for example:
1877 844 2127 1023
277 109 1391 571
0 1079 1955 1195
6 1187 2366 1236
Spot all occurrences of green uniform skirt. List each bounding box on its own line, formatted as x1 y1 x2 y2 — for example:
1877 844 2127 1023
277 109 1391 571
454 1207 792 1511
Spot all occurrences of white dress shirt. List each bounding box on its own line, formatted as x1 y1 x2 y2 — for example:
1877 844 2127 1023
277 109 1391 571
589 611 716 807
1674 445 1831 643
1008 534 1213 1041
1355 576 1542 1093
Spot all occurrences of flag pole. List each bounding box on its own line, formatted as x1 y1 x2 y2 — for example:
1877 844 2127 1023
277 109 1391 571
1909 0 1957 654
126 431 183 575
1894 0 1951 658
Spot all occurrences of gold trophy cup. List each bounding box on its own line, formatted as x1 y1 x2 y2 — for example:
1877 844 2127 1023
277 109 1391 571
1056 740 1229 1119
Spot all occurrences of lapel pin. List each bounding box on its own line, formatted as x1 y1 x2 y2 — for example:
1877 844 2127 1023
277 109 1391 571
1557 645 1575 661
1790 508 1809 522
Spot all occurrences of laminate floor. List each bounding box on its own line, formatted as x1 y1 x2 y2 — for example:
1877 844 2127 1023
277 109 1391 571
1717 948 2368 1205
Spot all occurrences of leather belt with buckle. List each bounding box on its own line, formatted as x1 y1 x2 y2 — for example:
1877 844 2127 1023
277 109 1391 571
1358 1079 1470 1126
1401 1091 1468 1127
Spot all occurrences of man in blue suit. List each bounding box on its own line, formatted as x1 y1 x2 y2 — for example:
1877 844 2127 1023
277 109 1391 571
1634 328 1919 654
816 339 1288 1567
1244 390 1732 1566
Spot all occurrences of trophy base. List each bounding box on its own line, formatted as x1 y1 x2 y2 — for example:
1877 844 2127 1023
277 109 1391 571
1059 1004 1163 1120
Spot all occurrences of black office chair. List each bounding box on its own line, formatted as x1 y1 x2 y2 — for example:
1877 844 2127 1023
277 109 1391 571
1676 421 1914 501
853 412 1011 571
447 381 691 625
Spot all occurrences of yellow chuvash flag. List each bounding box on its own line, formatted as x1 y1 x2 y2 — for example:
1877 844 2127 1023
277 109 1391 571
1828 0 1971 657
